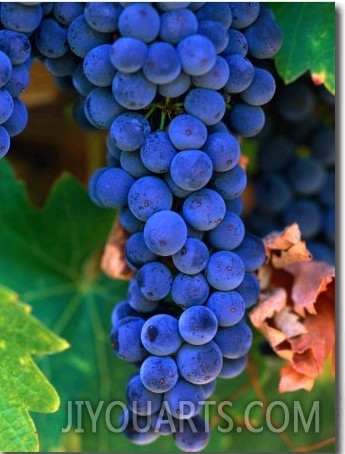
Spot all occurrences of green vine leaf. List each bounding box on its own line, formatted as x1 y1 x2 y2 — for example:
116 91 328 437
0 286 68 452
269 2 335 94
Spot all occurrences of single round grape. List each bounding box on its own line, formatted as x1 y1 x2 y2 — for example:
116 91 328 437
140 355 179 393
128 176 173 222
120 408 160 445
210 165 247 200
0 30 31 65
109 37 147 74
0 125 10 158
0 88 14 124
228 103 265 138
118 3 160 43
84 87 125 129
140 131 177 174
219 354 248 379
1 2 43 33
195 2 232 28
182 188 226 231
184 88 226 126
136 261 173 301
234 272 260 308
174 415 210 452
83 44 115 87
0 51 12 88
205 250 245 291
144 210 188 256
198 20 229 53
127 278 159 313
233 233 266 272
158 71 192 98
110 112 150 152
120 150 151 179
53 2 85 26
111 301 138 326
177 34 217 76
178 306 218 345
126 374 163 416
224 54 254 94
143 41 181 84
1 98 28 137
206 290 245 327
240 67 276 106
112 71 157 110
84 2 122 32
164 379 205 419
168 114 208 150
192 56 230 90
170 149 213 191
172 273 210 309
159 8 198 44
141 314 183 356
202 131 240 173
214 319 253 359
172 237 209 275
228 2 260 29
110 316 147 363
125 232 158 270
176 341 223 384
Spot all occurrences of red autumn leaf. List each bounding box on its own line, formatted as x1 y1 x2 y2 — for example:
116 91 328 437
101 218 134 281
250 223 335 393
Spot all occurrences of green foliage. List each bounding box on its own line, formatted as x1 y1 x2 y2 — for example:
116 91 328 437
270 2 335 94
0 159 335 452
0 286 68 452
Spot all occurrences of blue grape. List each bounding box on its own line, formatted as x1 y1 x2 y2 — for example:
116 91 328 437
195 2 232 28
143 42 181 84
170 149 213 191
164 173 194 199
233 233 266 272
157 2 191 11
119 207 145 234
1 2 42 33
110 112 150 152
84 2 122 33
83 44 115 87
255 173 293 214
151 411 176 436
67 14 111 58
174 415 210 452
219 354 248 379
0 89 14 124
171 273 210 309
141 314 183 356
222 29 248 57
207 121 229 134
127 278 159 313
244 13 283 59
2 98 28 137
35 18 69 58
188 2 206 12
120 408 160 445
201 379 216 399
112 71 157 110
210 164 247 200
202 131 240 172
225 197 243 216
182 188 226 231
224 55 254 94
178 306 218 345
311 127 335 166
319 170 335 207
136 261 173 301
4 63 29 98
84 87 125 129
41 3 54 16
72 62 96 96
234 272 260 309
207 211 245 251
277 82 315 124
140 355 179 393
110 316 147 363
205 250 245 291
140 131 177 174
0 51 12 88
228 2 260 29
44 51 81 77
0 126 10 159
168 114 208 150
308 242 335 265
164 379 205 419
172 237 209 275
53 2 84 26
111 301 138 326
240 67 276 106
284 200 323 240
228 102 265 137
0 30 31 65
206 290 245 327
118 3 160 43
90 166 135 209
158 71 192 98
176 341 223 384
125 232 158 270
126 374 163 416
184 88 226 126
198 20 228 53
120 151 151 178
214 319 253 359
159 8 198 44
128 176 173 221
144 210 188 256
177 34 217 76
192 56 229 90
109 37 147 74
287 156 327 196
258 136 295 172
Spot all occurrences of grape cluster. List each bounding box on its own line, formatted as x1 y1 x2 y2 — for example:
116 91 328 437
0 2 282 451
244 75 335 265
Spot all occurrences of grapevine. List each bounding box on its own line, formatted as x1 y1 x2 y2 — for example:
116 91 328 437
0 2 335 453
